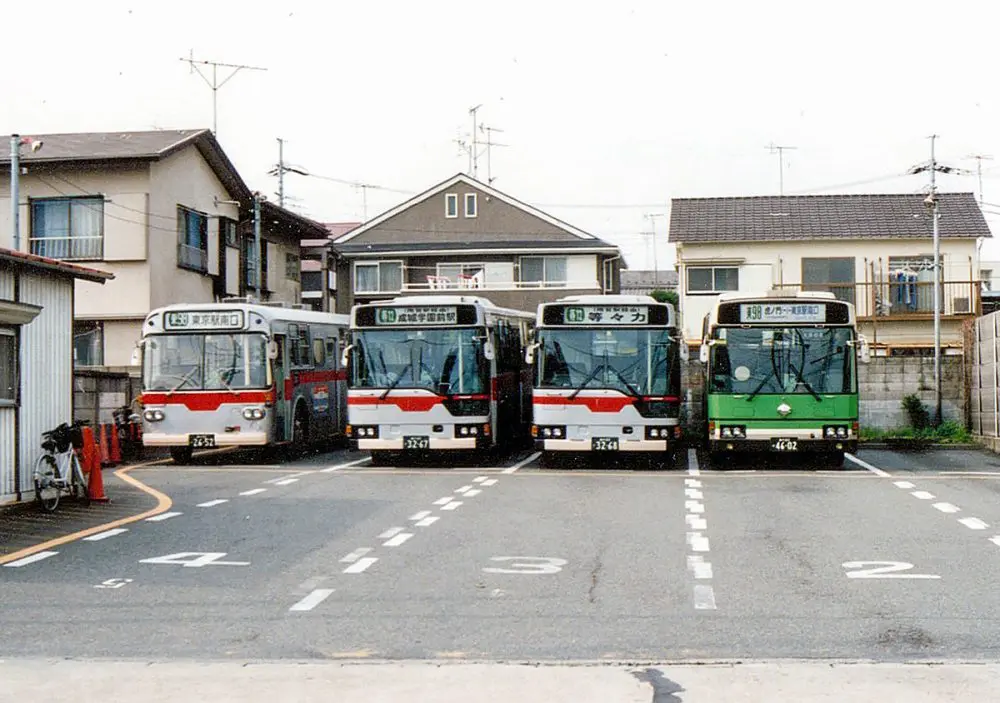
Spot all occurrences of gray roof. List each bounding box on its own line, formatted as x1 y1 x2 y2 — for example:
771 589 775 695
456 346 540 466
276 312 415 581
669 192 992 243
336 239 621 256
0 129 207 163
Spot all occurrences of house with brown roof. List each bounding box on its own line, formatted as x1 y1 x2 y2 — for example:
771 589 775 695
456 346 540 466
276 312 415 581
0 129 324 369
669 192 992 351
331 174 622 313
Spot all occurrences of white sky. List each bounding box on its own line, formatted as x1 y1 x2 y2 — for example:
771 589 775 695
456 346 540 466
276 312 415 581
4 0 999 270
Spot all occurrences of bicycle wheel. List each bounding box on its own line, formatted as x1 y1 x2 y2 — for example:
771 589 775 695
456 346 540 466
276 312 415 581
71 454 90 504
33 455 60 512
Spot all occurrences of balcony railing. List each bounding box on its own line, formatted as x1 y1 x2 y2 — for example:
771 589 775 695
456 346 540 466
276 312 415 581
178 243 207 272
29 236 103 261
400 277 601 292
774 281 982 318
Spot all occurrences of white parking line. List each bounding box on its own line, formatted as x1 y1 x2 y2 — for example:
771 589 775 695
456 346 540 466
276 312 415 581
465 489 482 497
82 528 128 542
4 551 58 567
933 502 961 514
239 488 267 496
339 548 373 564
433 497 452 506
687 448 700 475
273 478 299 486
378 527 405 539
693 584 716 610
481 479 498 487
146 512 182 522
409 511 432 521
289 588 335 612
454 485 473 494
321 457 372 473
473 477 488 483
197 499 229 508
441 501 463 511
845 453 892 477
894 481 916 489
415 516 440 527
383 533 413 547
959 517 989 530
911 491 935 500
502 451 541 474
343 557 377 574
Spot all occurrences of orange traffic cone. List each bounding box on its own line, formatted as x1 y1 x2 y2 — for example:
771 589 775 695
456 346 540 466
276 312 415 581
99 424 112 466
109 424 122 465
80 426 97 475
87 448 109 502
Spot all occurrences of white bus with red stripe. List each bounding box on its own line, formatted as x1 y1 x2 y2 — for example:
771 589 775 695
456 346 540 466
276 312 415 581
527 295 685 458
139 301 349 463
342 296 534 465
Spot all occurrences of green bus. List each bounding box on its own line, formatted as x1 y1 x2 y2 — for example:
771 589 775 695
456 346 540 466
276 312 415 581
699 291 870 467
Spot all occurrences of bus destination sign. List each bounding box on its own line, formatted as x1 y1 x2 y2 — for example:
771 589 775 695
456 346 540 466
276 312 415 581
564 305 649 325
740 303 826 324
164 311 244 331
375 306 458 326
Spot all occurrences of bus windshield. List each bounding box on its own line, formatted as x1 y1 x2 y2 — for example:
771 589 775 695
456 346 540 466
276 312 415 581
709 327 855 396
143 333 270 391
351 328 489 395
537 328 674 396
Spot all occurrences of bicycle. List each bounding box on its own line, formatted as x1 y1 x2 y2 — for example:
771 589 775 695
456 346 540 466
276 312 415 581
33 420 90 512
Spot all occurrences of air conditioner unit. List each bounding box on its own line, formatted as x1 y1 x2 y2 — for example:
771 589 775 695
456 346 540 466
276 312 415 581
953 297 971 314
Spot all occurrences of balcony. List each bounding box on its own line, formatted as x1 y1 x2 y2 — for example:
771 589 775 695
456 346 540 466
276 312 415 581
30 235 103 261
774 280 982 319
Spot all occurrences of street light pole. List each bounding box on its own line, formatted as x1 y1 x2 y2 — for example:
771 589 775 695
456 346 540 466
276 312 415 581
253 192 263 301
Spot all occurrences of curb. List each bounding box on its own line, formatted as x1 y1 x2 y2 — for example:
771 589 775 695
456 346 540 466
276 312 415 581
860 442 981 450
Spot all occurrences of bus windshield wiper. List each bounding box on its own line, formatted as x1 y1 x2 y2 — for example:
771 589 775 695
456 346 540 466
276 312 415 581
746 369 777 401
567 359 605 400
607 364 640 398
379 361 413 400
790 363 823 402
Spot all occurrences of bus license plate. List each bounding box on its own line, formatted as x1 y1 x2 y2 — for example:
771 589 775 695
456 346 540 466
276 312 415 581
771 438 798 451
403 436 430 450
592 437 619 451
189 434 216 448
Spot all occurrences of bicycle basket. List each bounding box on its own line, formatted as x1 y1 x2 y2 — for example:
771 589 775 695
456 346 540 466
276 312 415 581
69 423 85 450
49 424 73 453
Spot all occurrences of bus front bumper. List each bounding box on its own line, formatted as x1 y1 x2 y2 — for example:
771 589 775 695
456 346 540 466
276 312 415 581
708 439 858 454
536 438 670 452
355 437 484 451
143 432 269 447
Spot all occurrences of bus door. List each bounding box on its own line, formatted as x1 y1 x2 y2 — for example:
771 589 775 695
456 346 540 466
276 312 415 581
271 334 290 440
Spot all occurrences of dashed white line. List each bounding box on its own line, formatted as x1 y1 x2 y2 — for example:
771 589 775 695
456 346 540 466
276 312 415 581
146 512 182 522
687 555 713 579
433 497 452 506
378 527 405 539
239 488 267 496
687 533 710 552
473 477 488 483
894 481 916 489
685 501 704 514
933 502 961 514
465 489 482 497
197 499 229 508
685 479 702 488
289 588 335 612
481 479 498 487
454 485 473 494
409 511 432 521
343 557 377 574
959 517 989 530
911 491 935 500
415 516 440 527
273 478 299 486
845 453 892 477
4 551 58 567
339 548 373 564
82 528 128 541
693 584 717 610
266 471 311 484
687 448 700 475
502 451 541 474
684 488 704 500
383 533 413 547
990 537 1000 548
441 501 463 511
686 514 707 530
321 457 372 473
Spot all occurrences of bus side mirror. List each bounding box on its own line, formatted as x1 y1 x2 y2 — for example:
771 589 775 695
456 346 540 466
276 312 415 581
341 343 354 368
856 336 871 364
525 341 540 365
698 342 710 364
130 340 143 366
483 340 496 361
267 340 279 360
679 340 690 363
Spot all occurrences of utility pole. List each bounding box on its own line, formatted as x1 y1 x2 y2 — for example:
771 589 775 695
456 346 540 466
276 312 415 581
276 138 285 207
179 51 268 135
469 104 482 179
929 135 942 426
9 134 41 251
767 143 797 195
644 213 666 286
253 192 264 300
480 123 508 184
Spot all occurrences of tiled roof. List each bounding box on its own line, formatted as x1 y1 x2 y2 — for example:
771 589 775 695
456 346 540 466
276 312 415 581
0 248 113 283
669 192 992 243
0 130 208 163
335 239 621 256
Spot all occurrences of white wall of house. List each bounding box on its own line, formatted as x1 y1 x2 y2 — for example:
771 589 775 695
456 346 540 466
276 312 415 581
677 238 981 343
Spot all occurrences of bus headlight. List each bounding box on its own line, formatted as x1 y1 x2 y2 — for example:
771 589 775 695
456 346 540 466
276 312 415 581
143 409 165 422
720 425 745 439
242 407 266 421
353 425 379 438
824 425 849 439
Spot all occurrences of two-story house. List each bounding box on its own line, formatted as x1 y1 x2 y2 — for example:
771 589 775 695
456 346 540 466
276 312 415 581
332 174 622 312
298 222 359 313
0 129 315 370
669 192 992 352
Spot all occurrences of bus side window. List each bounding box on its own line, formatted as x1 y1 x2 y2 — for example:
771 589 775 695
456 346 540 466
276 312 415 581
312 336 326 367
326 339 337 367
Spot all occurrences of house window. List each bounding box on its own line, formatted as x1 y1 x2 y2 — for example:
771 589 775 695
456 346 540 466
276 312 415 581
802 257 855 304
177 206 209 272
221 218 238 248
30 196 104 260
445 193 458 218
355 261 403 293
301 271 323 292
0 327 14 404
687 266 739 294
520 256 567 287
73 321 103 367
464 193 478 218
285 252 301 281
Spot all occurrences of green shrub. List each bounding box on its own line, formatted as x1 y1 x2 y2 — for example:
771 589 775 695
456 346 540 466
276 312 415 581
901 394 930 430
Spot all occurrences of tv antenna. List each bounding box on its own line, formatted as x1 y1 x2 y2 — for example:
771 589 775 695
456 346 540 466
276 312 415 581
766 142 797 195
480 123 508 184
180 50 268 135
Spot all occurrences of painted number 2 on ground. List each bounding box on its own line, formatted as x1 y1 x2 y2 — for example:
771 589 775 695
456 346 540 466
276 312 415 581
842 561 941 579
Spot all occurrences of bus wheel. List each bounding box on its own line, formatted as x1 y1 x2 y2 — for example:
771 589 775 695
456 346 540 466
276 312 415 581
170 447 193 464
292 406 310 453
